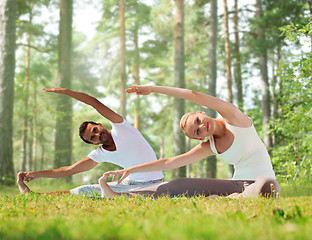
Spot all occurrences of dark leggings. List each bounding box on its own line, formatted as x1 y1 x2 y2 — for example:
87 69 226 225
126 176 280 198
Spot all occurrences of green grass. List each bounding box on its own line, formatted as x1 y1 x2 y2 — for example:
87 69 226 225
1 182 312 240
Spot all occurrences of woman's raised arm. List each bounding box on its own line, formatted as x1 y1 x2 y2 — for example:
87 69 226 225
126 85 251 127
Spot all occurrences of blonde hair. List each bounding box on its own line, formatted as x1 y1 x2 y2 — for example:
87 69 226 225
180 112 196 138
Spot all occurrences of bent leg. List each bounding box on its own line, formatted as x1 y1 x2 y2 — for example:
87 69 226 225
240 177 280 198
130 178 247 197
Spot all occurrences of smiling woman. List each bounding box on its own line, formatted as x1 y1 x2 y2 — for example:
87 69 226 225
180 112 216 140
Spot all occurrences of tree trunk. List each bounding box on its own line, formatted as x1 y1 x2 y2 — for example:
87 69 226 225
21 12 32 171
256 0 272 149
173 0 186 178
206 0 218 179
234 0 243 111
271 48 279 146
0 0 16 185
223 0 235 178
119 0 127 117
28 120 33 170
133 3 140 130
33 84 38 171
223 0 232 104
54 0 73 182
159 136 164 159
309 1 312 53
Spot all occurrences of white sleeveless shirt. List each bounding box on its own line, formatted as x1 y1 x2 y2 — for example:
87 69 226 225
208 121 275 180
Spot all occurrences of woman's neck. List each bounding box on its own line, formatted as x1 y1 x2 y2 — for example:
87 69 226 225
213 118 227 138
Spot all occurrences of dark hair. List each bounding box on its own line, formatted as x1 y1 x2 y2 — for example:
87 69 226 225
79 121 98 144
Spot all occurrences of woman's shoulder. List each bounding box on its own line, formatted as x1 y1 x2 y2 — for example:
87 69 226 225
222 109 252 128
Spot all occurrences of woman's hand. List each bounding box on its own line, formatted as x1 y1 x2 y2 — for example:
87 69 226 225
125 85 152 95
43 87 67 94
104 169 130 184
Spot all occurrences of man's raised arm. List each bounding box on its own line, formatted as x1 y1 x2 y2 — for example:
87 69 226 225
43 87 123 123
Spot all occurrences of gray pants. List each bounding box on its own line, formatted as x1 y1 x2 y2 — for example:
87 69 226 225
124 176 280 198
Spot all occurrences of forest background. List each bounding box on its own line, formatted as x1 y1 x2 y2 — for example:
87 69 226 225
0 0 311 187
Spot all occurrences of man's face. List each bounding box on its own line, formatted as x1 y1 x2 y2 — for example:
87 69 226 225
83 123 110 145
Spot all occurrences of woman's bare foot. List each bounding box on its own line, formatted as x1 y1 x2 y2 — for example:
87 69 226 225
98 174 118 198
17 172 32 194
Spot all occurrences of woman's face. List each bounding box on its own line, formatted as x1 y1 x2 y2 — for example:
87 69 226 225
183 112 214 140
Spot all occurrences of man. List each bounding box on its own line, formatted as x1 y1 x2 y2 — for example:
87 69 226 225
18 87 163 196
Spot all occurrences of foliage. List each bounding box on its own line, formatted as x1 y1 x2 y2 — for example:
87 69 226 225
9 0 312 185
271 22 312 182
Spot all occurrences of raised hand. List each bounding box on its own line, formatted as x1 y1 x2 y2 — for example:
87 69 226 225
125 85 152 95
42 87 67 94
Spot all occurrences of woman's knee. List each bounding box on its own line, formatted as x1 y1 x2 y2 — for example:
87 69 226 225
256 177 280 197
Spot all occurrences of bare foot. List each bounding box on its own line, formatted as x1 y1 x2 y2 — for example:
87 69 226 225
98 174 117 198
17 172 31 194
207 194 221 199
226 192 241 198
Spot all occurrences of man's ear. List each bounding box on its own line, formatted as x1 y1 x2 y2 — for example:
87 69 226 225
197 111 206 115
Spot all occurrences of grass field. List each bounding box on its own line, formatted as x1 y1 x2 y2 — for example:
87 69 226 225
1 181 312 240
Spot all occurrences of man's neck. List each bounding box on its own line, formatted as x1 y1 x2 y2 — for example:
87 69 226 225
101 133 116 151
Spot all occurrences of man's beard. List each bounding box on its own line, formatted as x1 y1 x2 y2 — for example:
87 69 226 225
100 129 110 144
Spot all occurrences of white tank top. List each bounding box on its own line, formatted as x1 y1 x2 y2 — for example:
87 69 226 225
208 121 275 180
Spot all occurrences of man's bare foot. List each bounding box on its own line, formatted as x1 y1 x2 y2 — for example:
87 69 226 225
226 192 241 198
99 174 117 198
207 194 221 199
17 172 31 194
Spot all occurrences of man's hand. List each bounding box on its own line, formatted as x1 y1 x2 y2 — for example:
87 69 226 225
104 169 130 184
125 85 152 95
17 171 38 182
43 87 67 94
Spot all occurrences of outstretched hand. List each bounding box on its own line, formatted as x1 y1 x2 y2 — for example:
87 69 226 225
104 169 130 184
17 171 37 182
43 87 67 94
125 85 152 95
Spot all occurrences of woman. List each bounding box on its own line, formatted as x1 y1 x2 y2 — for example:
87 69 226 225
101 85 280 198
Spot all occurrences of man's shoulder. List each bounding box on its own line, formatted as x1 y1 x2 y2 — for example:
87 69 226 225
112 119 137 131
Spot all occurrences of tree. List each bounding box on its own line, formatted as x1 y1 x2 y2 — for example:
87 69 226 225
119 0 127 117
20 1 33 172
206 0 218 178
173 0 186 178
0 0 17 185
233 0 243 111
272 21 312 181
223 0 234 177
223 0 232 104
54 0 73 181
255 0 271 149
